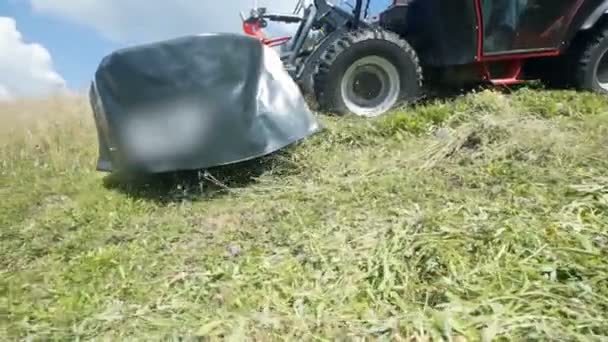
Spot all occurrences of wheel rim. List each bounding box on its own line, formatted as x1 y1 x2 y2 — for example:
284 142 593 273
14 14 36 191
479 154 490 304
596 47 608 91
340 56 400 117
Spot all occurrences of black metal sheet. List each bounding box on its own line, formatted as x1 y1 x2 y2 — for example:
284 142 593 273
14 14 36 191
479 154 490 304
380 0 478 67
89 33 320 174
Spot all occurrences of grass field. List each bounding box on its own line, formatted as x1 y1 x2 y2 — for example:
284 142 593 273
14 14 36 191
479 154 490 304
2 88 608 340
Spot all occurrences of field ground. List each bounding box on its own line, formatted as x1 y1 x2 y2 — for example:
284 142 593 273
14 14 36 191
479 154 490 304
1 88 608 340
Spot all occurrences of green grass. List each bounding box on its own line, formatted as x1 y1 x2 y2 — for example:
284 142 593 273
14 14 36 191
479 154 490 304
2 88 608 340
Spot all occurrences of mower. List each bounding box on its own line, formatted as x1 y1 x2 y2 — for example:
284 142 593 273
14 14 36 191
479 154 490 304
243 0 608 117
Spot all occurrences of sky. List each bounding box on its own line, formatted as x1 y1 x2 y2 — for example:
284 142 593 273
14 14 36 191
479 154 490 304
0 0 390 100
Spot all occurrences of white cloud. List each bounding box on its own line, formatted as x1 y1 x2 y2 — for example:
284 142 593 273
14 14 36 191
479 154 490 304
0 17 67 101
0 85 13 101
30 0 301 44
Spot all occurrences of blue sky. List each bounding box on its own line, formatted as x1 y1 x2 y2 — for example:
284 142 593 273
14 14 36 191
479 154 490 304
0 0 391 98
0 1 119 90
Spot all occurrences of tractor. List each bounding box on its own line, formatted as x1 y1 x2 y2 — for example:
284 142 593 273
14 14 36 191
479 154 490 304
242 0 608 117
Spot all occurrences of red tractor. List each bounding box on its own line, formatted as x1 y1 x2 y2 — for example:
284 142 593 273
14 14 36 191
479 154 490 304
243 0 608 117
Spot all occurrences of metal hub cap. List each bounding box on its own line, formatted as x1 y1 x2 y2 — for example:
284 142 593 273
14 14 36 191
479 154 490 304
341 56 400 117
596 48 608 92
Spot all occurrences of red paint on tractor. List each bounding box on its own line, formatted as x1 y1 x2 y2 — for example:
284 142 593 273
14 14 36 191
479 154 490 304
243 20 265 41
474 0 484 61
484 60 525 86
243 20 291 47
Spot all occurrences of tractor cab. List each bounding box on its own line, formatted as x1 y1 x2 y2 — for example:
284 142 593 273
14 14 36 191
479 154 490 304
380 0 605 85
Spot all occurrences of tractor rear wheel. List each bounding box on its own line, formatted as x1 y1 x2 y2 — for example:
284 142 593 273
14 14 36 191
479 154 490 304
313 28 423 117
571 26 608 94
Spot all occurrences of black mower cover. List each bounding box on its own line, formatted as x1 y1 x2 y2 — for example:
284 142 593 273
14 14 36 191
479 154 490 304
89 33 320 174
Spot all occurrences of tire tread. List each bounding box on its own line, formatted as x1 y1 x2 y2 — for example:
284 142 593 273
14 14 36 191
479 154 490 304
572 25 608 90
313 27 423 115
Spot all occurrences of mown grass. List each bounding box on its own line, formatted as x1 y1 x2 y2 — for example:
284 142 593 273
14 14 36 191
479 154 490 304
1 88 608 340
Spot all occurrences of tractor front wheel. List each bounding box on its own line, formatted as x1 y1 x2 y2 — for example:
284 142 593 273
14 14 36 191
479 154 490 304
313 28 423 117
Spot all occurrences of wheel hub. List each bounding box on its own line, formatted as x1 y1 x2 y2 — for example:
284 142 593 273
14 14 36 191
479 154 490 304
352 68 385 101
341 56 400 117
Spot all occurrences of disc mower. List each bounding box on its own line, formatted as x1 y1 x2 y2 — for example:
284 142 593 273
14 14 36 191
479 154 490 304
243 0 608 117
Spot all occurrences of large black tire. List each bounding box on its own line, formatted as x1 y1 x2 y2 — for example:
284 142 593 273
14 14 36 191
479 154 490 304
313 28 423 117
571 25 608 94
